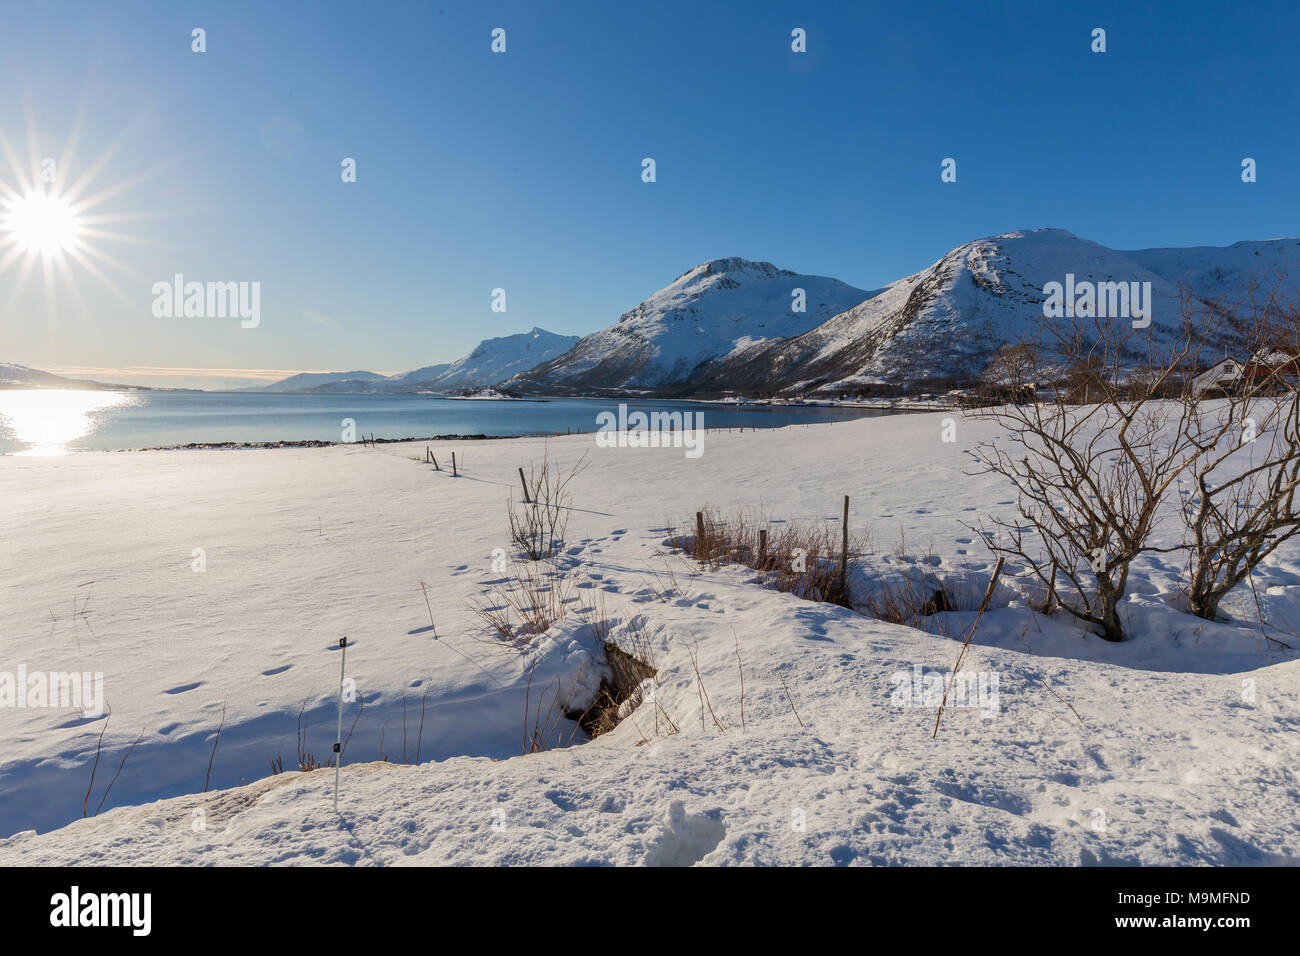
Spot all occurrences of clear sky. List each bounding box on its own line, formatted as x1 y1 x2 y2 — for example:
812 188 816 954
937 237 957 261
1 0 1297 388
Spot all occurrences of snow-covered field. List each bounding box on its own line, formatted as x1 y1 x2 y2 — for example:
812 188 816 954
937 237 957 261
1 411 1296 865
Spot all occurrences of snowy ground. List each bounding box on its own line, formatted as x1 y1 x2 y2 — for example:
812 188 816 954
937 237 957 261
0 411 1296 865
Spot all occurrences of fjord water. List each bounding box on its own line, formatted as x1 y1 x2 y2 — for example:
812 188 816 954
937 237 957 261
0 390 899 455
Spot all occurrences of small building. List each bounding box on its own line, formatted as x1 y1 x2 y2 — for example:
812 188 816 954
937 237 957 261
1191 358 1243 396
1193 350 1300 396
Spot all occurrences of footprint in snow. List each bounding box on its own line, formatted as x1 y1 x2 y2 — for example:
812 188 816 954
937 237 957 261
261 665 292 676
544 789 577 812
600 795 625 813
645 801 726 867
163 681 202 695
55 714 105 730
829 845 856 866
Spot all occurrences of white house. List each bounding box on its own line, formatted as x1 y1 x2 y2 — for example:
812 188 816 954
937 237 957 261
1192 358 1242 396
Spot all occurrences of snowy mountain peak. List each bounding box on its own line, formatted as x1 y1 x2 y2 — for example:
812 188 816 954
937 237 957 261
511 260 873 392
1001 227 1080 241
676 257 797 284
400 327 580 391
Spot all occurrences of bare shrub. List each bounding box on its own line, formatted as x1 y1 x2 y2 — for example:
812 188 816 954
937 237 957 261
509 445 587 560
1179 280 1300 624
969 306 1231 641
470 555 577 652
269 695 339 773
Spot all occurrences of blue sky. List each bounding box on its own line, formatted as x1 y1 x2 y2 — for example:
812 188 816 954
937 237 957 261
1 0 1297 388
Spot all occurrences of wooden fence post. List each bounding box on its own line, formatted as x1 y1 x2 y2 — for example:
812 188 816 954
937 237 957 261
519 467 531 502
838 495 850 598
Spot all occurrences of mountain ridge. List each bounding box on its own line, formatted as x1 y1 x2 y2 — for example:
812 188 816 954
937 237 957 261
11 231 1300 397
515 230 1300 397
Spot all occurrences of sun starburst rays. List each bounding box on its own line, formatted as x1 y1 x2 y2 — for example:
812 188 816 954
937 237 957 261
0 100 163 326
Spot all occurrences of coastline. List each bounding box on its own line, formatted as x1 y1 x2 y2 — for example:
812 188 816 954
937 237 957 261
113 433 513 452
0 392 923 454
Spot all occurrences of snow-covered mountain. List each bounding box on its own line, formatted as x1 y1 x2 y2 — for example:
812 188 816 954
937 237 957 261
693 229 1191 393
516 231 1300 396
400 327 579 391
734 229 1300 393
1124 238 1300 297
258 328 579 394
386 363 452 388
260 370 389 392
0 363 140 390
0 363 79 388
508 258 875 393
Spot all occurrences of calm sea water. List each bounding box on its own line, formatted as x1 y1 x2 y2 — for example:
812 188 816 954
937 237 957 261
0 389 902 455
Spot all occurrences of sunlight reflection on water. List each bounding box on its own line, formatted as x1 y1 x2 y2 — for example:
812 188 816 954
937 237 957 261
0 389 138 456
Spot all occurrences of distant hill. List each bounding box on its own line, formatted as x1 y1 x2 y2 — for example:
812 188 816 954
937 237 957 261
256 328 579 394
259 370 389 392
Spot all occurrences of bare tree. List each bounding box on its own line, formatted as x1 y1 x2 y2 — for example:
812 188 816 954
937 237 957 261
1179 278 1300 622
970 306 1230 641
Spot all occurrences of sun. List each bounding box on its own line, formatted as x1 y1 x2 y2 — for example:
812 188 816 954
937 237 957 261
1 190 82 257
0 99 163 321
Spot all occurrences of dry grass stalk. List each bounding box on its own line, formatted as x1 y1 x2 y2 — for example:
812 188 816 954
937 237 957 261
680 507 862 607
